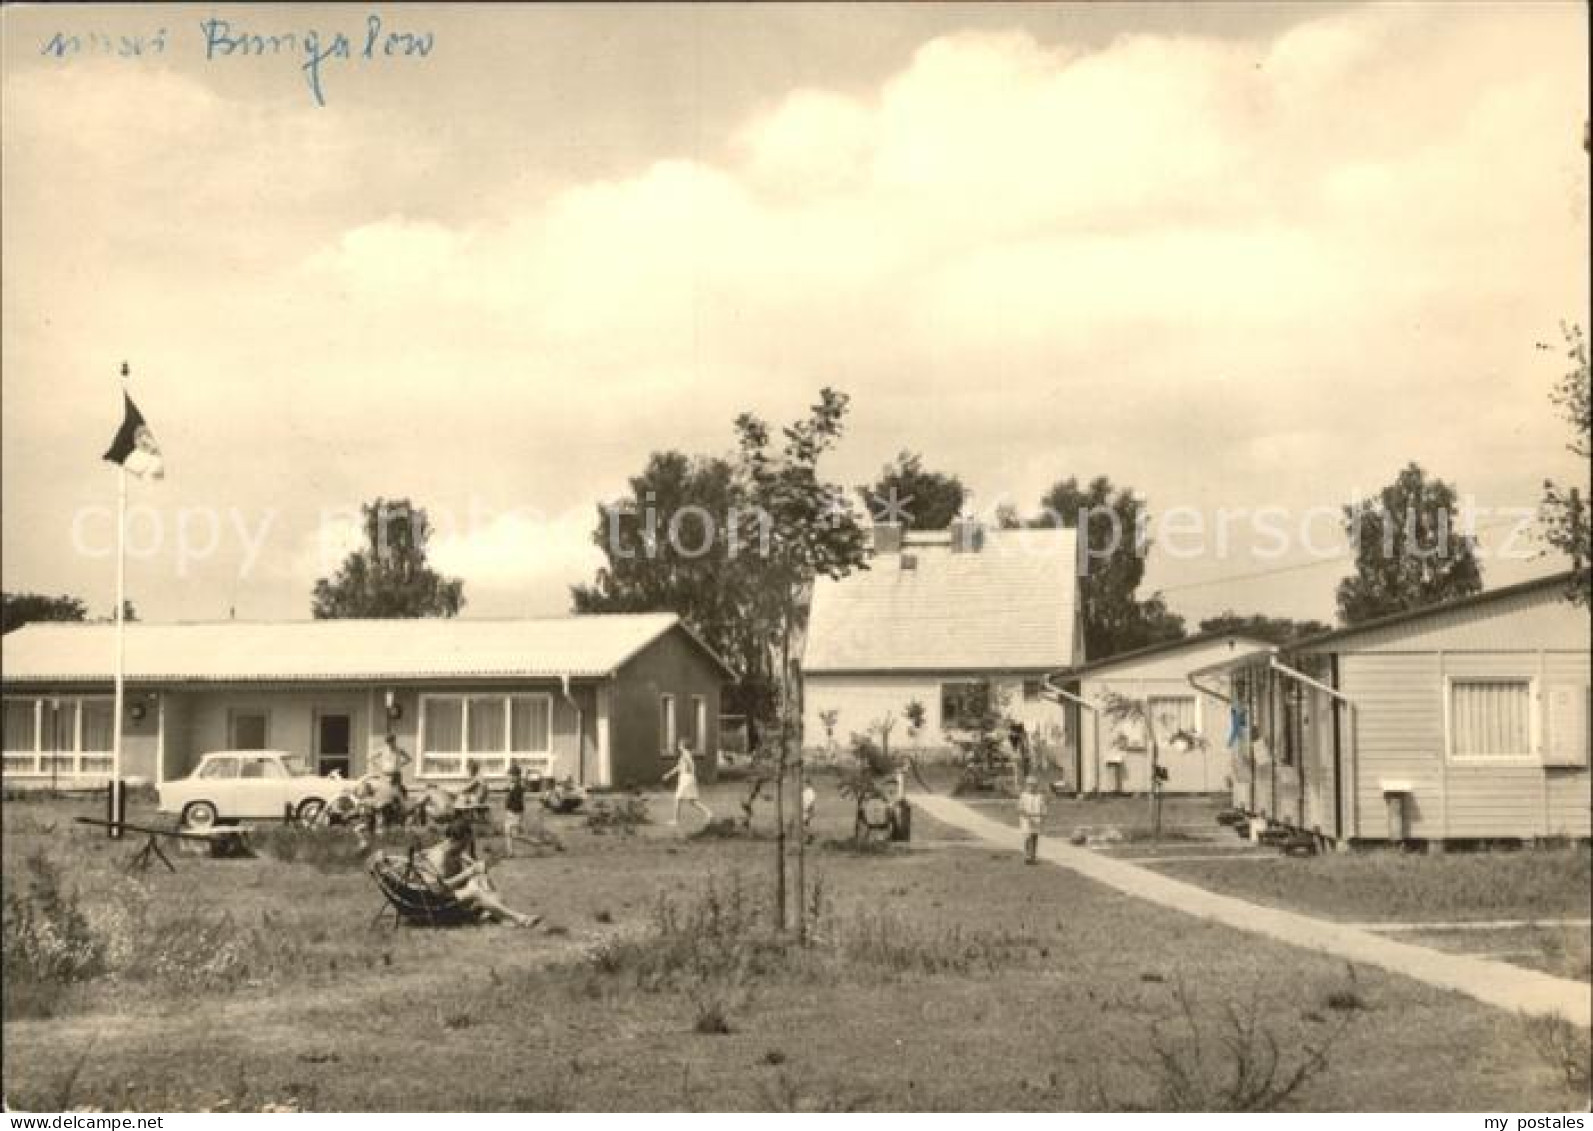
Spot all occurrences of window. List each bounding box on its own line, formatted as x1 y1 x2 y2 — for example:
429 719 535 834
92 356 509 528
200 756 240 780
940 681 987 730
660 695 677 755
420 693 553 778
2 696 115 778
691 695 708 753
1448 679 1535 759
229 711 268 750
1148 696 1198 747
1023 679 1043 702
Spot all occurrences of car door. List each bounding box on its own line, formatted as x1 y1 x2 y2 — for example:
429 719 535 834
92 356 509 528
237 754 289 818
197 755 241 814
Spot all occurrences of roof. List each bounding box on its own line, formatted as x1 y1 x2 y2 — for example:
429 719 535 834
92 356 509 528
1049 630 1272 681
1286 570 1581 653
0 612 735 685
803 527 1080 673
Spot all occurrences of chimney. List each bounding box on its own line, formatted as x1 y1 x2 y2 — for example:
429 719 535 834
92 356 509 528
872 522 903 554
950 516 984 553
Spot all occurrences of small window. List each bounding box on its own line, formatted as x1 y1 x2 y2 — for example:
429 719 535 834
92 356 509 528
230 711 268 750
1449 679 1533 758
660 695 677 755
940 681 987 730
200 757 240 780
1023 679 1043 702
691 695 708 752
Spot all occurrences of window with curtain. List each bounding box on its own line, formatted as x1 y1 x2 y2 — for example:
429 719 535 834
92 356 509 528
78 699 114 774
423 698 464 752
3 699 38 774
466 696 506 753
1450 680 1533 757
1148 696 1197 746
510 696 551 753
660 695 677 755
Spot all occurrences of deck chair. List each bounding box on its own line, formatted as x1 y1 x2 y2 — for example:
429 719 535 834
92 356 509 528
368 848 482 928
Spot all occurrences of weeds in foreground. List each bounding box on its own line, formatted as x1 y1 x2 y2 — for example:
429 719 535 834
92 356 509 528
1105 981 1354 1111
1522 1014 1592 1102
2 853 107 1018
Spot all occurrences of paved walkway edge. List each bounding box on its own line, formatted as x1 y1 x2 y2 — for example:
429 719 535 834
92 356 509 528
914 794 1591 1028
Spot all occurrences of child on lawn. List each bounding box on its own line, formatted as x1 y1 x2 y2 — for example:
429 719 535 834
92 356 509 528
663 739 713 829
503 764 526 856
1017 774 1048 864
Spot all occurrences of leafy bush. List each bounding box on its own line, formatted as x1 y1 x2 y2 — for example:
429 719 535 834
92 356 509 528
585 793 651 836
1 853 107 1018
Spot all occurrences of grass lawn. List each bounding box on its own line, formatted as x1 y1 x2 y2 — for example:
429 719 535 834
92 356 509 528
2 780 1586 1112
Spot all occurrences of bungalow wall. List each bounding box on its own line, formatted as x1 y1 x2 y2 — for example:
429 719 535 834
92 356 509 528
1079 674 1232 795
608 629 724 789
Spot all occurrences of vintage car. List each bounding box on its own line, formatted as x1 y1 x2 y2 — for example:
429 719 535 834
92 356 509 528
158 750 341 828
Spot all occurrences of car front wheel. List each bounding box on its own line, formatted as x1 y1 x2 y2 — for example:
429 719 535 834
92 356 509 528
296 798 327 826
182 800 219 830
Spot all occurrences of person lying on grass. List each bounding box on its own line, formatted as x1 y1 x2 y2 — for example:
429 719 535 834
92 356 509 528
422 818 542 929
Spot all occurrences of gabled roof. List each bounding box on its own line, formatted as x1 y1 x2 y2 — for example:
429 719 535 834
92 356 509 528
1286 569 1581 653
1049 630 1272 682
803 527 1080 673
0 613 735 685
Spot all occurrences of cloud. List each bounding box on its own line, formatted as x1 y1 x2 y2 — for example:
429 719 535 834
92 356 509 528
3 5 1587 624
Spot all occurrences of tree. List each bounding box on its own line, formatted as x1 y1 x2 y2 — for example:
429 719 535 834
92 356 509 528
1031 476 1187 658
312 498 465 619
2 592 88 634
859 451 966 530
733 388 870 936
1539 324 1591 605
1197 612 1332 647
571 452 776 720
1335 464 1482 625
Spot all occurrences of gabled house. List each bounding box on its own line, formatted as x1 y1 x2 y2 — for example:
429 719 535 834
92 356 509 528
1048 632 1271 795
801 520 1083 761
1190 572 1590 846
1 613 732 791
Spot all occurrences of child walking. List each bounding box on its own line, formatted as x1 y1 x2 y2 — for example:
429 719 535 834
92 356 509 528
1017 774 1049 864
502 763 526 856
663 739 713 829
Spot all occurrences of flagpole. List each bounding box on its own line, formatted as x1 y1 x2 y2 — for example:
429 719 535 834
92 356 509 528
110 363 129 836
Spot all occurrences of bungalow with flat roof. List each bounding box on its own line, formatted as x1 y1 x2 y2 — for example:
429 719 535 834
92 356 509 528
802 519 1083 765
1189 572 1590 846
0 612 732 791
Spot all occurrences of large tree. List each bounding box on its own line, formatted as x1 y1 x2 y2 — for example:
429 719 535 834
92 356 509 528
859 451 966 530
1197 611 1332 647
312 498 465 619
1539 323 1591 605
1336 463 1482 625
2 592 88 634
733 388 870 936
1031 476 1186 658
571 452 777 719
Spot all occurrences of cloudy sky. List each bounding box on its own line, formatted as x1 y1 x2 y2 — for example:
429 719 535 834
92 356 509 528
2 2 1587 627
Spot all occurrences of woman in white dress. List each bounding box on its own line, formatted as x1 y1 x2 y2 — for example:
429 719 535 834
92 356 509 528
663 739 714 829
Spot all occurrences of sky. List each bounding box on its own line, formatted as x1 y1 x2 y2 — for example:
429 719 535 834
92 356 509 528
2 2 1588 628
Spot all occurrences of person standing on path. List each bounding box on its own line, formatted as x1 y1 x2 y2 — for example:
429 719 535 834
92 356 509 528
664 739 713 829
1017 774 1049 864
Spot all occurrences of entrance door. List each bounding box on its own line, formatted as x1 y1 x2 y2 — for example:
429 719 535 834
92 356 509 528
315 712 352 778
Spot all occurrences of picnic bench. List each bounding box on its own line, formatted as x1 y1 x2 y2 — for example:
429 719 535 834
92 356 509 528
74 817 256 872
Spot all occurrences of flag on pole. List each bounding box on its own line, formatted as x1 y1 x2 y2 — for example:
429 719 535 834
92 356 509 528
102 393 165 479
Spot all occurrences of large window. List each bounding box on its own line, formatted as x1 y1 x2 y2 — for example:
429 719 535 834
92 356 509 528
1147 695 1198 747
1449 679 1535 759
2 697 116 778
420 693 552 778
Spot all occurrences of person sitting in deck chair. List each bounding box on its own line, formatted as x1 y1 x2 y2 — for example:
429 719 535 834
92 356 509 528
421 819 541 928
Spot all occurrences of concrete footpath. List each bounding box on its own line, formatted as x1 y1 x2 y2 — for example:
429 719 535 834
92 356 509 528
914 793 1591 1028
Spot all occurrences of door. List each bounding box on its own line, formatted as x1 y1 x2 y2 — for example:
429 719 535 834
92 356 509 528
315 712 353 778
